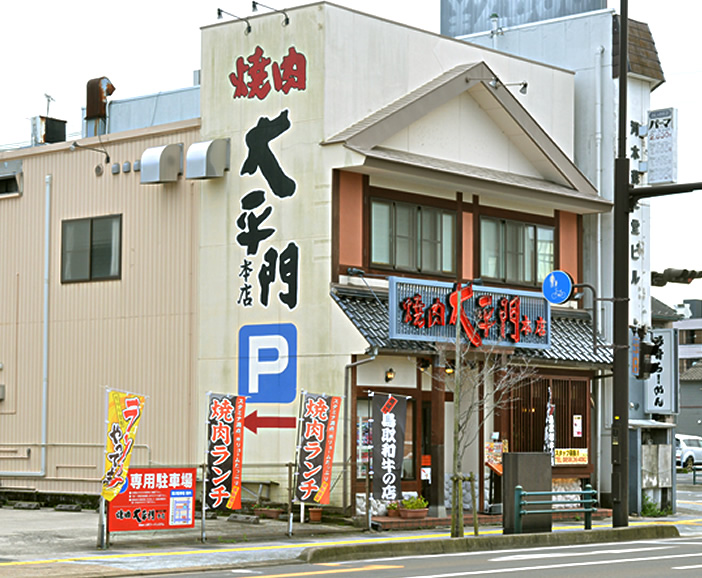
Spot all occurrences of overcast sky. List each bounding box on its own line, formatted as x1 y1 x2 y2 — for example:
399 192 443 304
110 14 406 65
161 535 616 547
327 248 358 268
3 1 700 309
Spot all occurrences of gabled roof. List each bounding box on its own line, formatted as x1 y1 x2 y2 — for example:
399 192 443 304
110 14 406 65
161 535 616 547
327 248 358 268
651 296 682 322
324 61 610 215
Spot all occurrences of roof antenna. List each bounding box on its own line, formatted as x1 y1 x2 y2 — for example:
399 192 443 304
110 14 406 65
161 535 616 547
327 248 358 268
44 93 55 118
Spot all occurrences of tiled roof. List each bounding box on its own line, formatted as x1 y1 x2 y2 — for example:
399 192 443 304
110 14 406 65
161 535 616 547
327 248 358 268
681 364 702 382
519 308 613 367
331 285 613 368
613 17 665 90
331 285 437 354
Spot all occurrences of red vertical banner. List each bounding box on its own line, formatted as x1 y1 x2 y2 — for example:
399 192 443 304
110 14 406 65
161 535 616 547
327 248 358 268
315 395 341 504
205 393 246 510
295 392 341 505
227 396 246 510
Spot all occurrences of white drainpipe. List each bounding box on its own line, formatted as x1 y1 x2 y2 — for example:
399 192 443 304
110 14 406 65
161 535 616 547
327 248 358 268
594 46 604 492
1 175 51 477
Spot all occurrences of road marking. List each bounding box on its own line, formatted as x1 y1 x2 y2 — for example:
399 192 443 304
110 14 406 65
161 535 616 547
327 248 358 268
491 546 673 561
0 534 445 568
397 551 702 577
249 565 403 577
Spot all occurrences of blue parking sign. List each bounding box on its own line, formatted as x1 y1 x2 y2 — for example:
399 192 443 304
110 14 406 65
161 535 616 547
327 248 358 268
238 324 297 404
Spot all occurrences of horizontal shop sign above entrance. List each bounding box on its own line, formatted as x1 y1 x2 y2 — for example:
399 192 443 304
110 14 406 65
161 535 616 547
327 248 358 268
389 277 550 350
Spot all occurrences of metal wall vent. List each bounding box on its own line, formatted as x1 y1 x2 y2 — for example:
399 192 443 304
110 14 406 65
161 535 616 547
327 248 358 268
186 138 231 179
140 143 183 184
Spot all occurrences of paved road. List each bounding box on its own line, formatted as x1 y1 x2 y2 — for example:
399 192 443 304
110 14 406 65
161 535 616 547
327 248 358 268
2 472 702 577
167 535 702 577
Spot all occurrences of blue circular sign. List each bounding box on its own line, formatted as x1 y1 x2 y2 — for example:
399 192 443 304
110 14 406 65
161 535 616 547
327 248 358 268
542 270 574 305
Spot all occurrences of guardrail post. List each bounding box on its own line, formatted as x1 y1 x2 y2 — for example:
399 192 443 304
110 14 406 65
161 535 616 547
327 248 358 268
584 484 593 530
514 485 524 534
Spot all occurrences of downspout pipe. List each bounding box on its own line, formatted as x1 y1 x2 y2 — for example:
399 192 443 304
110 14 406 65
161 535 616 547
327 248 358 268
594 44 604 495
343 346 378 515
1 175 51 477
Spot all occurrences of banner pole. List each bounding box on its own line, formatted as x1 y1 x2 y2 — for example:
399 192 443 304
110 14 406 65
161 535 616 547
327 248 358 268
201 462 207 542
287 462 294 536
97 497 106 549
97 387 109 549
292 391 305 523
366 392 374 531
202 392 211 543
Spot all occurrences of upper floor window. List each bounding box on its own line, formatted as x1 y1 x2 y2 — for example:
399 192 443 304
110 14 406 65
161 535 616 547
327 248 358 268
480 216 553 286
61 215 122 283
370 199 455 275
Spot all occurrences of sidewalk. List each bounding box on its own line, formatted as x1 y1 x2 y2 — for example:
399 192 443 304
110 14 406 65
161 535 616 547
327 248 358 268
0 503 693 578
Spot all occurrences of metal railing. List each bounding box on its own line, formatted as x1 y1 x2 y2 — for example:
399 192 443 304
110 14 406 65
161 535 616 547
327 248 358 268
514 484 597 534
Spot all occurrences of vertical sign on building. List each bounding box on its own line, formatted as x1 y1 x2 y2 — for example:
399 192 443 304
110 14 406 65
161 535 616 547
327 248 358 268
372 393 407 501
230 46 307 312
101 390 146 501
295 392 341 504
205 393 246 510
644 328 678 414
543 386 555 466
647 107 677 185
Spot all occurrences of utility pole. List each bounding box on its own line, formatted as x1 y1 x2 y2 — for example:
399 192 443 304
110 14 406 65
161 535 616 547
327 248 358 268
612 0 630 527
613 0 702 526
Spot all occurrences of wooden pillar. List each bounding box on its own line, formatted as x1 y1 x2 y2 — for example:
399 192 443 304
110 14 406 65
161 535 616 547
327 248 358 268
428 356 446 516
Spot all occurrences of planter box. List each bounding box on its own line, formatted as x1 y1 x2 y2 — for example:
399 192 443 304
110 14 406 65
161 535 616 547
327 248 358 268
254 508 283 519
399 508 428 519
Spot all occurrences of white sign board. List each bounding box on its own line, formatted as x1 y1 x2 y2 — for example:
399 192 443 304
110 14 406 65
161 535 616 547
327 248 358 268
647 108 678 185
644 328 679 415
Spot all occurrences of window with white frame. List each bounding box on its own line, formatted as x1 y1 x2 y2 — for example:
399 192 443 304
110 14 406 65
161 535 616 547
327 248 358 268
480 216 554 286
61 215 122 283
370 199 455 275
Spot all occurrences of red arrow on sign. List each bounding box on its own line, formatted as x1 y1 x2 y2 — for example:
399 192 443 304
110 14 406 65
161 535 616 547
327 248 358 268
244 410 297 434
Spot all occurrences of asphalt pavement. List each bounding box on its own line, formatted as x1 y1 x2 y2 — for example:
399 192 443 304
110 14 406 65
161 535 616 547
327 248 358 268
1 482 701 578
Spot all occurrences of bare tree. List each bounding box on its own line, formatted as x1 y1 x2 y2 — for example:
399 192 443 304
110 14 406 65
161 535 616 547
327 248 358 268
447 344 535 538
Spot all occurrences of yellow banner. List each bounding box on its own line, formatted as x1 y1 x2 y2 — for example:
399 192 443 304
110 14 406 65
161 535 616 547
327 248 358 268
101 390 146 501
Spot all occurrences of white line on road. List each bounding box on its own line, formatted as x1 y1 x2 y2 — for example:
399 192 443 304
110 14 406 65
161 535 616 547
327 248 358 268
391 551 702 577
491 546 673 562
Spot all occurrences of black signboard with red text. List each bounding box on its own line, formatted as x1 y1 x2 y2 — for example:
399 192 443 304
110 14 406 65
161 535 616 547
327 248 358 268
372 393 407 501
295 392 341 504
389 277 550 349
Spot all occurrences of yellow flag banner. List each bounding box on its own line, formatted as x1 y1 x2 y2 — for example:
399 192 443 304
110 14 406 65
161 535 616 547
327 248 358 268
101 390 146 501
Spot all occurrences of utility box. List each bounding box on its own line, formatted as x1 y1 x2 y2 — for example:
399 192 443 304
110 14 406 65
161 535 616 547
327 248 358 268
503 452 552 534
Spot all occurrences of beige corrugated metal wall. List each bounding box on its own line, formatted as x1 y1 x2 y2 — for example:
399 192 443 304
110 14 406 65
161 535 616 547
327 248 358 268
0 120 201 494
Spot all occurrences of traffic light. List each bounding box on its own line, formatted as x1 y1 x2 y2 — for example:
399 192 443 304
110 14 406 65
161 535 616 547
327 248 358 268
651 268 702 287
636 335 663 380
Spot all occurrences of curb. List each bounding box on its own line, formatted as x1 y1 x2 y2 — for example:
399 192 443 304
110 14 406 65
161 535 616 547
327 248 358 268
300 524 680 563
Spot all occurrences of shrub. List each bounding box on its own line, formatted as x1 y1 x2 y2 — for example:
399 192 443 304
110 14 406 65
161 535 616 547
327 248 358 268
401 495 428 509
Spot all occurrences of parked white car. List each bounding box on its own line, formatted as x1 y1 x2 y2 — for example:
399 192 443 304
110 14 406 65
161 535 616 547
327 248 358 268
676 434 702 469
